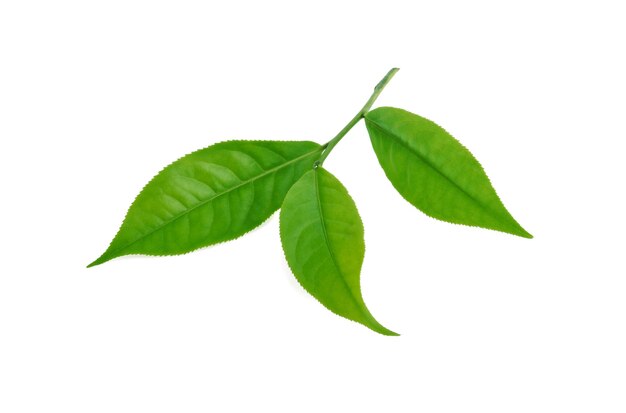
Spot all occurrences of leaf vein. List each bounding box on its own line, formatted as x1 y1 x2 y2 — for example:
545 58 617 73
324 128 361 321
106 148 320 258
367 119 493 214
313 170 363 311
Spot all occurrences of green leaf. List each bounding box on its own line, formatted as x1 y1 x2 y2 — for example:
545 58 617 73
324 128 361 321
280 167 398 336
89 140 323 267
365 107 532 238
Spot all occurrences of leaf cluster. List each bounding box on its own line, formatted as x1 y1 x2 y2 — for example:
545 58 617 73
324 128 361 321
89 69 531 335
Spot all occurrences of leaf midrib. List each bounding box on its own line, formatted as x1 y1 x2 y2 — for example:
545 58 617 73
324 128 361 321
106 147 321 259
366 118 498 216
313 170 370 322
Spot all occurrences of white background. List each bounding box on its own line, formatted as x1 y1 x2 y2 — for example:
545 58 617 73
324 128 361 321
1 1 625 412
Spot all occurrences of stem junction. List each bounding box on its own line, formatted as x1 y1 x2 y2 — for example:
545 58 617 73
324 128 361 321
314 68 399 167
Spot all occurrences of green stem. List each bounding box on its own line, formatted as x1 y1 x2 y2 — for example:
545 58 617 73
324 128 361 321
315 68 399 167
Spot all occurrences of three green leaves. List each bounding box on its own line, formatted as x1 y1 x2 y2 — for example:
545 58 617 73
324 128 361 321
89 69 531 335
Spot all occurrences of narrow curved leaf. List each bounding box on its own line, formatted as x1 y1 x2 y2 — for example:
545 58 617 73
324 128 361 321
280 167 397 336
365 107 531 238
89 140 323 267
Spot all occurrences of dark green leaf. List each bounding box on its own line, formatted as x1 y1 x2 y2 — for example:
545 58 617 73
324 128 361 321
280 167 397 336
365 107 531 238
89 140 322 267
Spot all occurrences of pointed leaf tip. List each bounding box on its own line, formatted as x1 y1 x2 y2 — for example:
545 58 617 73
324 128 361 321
86 260 100 269
86 253 111 268
520 228 533 239
374 324 400 337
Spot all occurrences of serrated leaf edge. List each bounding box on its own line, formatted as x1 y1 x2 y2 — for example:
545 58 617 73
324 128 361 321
88 139 323 267
365 108 532 239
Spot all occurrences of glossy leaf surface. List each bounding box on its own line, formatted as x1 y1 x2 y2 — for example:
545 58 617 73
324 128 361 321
89 140 323 267
365 107 531 238
280 167 397 335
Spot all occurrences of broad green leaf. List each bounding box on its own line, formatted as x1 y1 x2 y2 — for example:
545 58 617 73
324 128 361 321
89 140 323 267
365 107 532 238
280 167 397 336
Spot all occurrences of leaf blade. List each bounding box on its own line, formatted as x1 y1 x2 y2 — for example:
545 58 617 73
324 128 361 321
365 107 531 238
280 167 397 336
89 140 323 267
